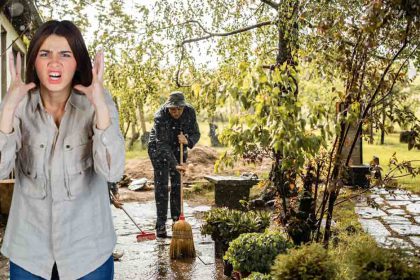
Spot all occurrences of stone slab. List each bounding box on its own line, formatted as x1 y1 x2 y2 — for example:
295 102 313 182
385 195 412 201
387 208 406 215
355 207 387 219
374 197 385 205
409 236 420 247
406 203 420 215
414 216 420 224
379 237 413 250
370 187 389 195
387 200 411 207
382 215 412 225
389 224 420 236
359 219 391 238
410 195 420 201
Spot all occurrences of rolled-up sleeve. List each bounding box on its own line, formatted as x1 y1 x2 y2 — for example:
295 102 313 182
92 90 125 182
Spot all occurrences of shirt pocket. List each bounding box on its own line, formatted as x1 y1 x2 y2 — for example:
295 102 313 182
17 138 47 199
63 133 93 200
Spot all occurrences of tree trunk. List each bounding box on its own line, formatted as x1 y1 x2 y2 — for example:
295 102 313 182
380 105 386 144
138 101 147 135
128 122 140 150
369 123 374 144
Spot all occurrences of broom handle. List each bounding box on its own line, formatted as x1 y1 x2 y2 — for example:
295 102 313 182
180 135 184 215
110 192 144 233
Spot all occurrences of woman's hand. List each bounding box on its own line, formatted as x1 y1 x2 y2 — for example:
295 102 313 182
74 51 106 108
3 52 36 110
0 52 36 134
74 51 110 130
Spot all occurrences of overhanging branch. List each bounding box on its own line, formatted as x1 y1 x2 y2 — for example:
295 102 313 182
261 0 279 10
180 20 276 46
175 19 277 88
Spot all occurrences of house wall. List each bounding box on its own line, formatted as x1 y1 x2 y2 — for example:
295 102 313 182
0 13 27 101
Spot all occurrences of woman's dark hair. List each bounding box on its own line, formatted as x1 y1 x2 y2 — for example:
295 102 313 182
26 20 92 87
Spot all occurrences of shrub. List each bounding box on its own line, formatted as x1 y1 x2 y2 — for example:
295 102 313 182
271 243 339 280
224 232 289 274
243 272 272 280
200 208 270 245
344 238 420 280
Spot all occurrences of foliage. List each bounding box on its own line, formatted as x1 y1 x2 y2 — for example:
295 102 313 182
364 133 420 193
35 0 92 32
224 232 289 274
343 237 420 280
271 243 339 280
200 208 270 245
243 272 272 280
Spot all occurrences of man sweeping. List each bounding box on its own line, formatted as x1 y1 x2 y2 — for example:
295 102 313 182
148 92 200 238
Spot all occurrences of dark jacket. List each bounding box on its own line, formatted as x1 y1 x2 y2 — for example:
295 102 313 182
148 104 200 169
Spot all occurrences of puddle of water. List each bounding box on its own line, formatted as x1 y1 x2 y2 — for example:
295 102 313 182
113 202 229 280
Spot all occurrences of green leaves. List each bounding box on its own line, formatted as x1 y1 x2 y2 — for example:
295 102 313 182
200 208 271 245
224 232 290 274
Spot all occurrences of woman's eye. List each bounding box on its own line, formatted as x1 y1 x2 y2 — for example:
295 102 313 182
62 53 71 58
39 52 48 57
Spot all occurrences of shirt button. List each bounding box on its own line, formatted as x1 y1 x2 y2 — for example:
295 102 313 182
40 144 44 148
66 145 70 149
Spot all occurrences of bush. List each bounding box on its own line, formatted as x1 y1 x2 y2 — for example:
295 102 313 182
224 232 289 274
271 243 338 280
344 238 420 280
200 208 270 245
243 272 272 280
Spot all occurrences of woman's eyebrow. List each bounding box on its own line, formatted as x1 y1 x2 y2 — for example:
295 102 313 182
38 49 73 53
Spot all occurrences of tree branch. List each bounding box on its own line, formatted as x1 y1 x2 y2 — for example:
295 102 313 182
180 20 276 46
371 46 417 108
175 46 190 88
261 0 279 10
175 20 276 86
345 20 412 166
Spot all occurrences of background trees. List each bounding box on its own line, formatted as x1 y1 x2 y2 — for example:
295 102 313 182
35 0 420 244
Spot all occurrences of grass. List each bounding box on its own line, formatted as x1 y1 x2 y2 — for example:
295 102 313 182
363 132 420 194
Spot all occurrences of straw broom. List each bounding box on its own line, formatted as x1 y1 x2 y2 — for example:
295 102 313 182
170 136 196 259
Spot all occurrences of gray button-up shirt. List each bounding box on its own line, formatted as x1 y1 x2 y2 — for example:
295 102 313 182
0 89 125 279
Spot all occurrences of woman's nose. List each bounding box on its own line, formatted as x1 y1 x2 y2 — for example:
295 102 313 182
48 54 61 65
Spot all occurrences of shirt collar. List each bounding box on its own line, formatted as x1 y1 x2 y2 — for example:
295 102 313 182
29 89 90 112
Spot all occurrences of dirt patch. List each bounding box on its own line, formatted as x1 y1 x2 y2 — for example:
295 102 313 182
118 186 155 203
121 145 272 203
125 145 271 182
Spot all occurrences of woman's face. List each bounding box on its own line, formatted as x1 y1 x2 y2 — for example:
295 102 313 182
35 34 77 94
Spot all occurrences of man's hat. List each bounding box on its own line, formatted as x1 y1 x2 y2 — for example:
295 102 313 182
166 91 187 108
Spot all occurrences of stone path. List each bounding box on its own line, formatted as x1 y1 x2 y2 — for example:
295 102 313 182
356 187 420 254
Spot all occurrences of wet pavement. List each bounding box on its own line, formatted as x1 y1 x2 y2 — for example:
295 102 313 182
113 202 229 280
356 187 420 254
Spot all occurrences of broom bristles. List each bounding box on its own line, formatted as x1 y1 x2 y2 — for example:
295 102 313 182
170 220 196 259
